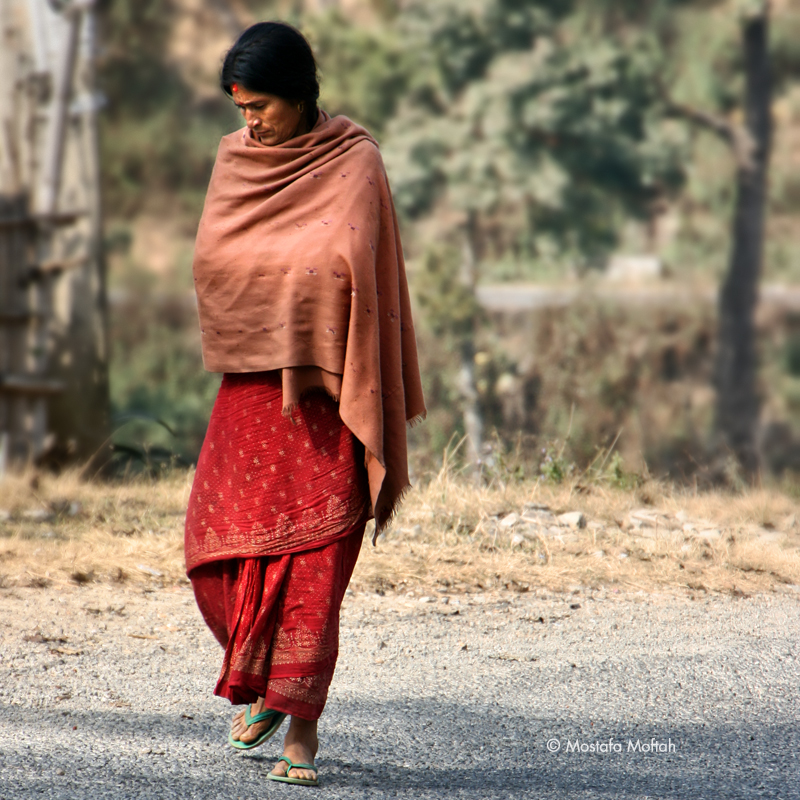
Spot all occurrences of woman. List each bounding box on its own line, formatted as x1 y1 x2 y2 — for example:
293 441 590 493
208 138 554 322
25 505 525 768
184 21 425 787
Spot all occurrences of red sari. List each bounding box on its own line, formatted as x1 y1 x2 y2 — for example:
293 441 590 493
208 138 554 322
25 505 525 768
185 371 370 719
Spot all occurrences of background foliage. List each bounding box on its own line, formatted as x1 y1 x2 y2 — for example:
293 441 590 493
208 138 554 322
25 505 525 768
98 0 800 482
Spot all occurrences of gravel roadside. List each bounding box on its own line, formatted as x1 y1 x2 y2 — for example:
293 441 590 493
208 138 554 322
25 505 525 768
0 584 798 799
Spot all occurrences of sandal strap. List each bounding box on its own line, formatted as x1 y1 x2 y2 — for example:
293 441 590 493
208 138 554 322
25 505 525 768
276 756 317 774
244 706 280 726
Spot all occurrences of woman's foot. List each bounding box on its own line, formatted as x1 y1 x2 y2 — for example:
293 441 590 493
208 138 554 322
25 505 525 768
230 696 282 745
270 716 319 782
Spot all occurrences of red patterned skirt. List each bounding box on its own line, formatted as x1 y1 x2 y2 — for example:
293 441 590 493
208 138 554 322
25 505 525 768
185 371 370 718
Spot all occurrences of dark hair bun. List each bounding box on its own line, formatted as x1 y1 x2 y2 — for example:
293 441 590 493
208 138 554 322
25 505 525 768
221 22 320 129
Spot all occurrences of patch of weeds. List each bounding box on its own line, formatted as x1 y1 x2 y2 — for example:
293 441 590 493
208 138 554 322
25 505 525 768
71 569 95 585
539 444 575 484
112 567 128 584
605 452 643 490
372 576 395 596
481 440 527 485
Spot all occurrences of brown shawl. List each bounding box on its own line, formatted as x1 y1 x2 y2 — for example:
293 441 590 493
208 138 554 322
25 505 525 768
192 112 425 534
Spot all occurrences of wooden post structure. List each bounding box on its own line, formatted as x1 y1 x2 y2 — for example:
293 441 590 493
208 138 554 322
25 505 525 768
0 0 109 469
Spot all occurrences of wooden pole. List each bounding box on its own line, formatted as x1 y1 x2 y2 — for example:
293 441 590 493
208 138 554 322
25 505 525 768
38 2 83 216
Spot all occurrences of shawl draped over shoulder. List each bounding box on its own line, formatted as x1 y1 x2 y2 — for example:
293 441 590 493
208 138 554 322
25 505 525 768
192 112 425 535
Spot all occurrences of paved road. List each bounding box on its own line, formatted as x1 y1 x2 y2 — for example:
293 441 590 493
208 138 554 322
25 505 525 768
0 584 798 799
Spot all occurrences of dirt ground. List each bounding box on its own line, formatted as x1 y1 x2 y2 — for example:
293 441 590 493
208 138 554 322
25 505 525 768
0 469 798 599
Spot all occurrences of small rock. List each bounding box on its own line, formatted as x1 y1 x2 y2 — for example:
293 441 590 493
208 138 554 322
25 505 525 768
521 511 555 525
592 550 605 559
410 524 423 538
499 512 520 530
510 533 525 547
682 523 697 532
618 552 628 559
558 511 586 529
675 510 688 522
22 508 54 522
0 509 10 523
55 769 65 776
439 596 450 605
523 502 550 513
418 596 435 603
629 510 659 526
697 529 721 541
136 565 163 578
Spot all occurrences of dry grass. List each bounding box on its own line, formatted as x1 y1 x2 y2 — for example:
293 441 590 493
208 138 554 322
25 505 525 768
0 467 798 598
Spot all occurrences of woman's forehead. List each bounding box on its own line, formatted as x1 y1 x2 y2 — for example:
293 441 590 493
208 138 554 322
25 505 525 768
232 86 282 105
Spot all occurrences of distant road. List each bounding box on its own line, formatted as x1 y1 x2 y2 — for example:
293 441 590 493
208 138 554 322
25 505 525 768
476 282 800 312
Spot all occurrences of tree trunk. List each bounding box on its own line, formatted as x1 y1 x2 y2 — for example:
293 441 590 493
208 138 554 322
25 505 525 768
714 9 772 478
459 213 483 477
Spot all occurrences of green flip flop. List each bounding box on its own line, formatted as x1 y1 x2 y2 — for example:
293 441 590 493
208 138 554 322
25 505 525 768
228 706 287 750
267 756 319 787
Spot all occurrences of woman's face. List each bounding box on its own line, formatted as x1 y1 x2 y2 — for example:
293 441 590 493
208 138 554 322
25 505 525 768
232 85 307 145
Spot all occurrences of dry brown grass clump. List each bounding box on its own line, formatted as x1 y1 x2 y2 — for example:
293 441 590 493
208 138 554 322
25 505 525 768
369 470 800 597
0 469 193 589
0 467 798 598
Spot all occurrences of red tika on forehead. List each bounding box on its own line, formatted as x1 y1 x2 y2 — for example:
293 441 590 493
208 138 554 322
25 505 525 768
232 83 239 93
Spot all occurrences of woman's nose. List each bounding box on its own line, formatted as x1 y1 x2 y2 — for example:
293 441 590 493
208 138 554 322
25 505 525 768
245 111 259 128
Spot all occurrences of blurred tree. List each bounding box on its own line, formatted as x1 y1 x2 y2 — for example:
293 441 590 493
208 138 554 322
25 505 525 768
710 2 771 478
306 7 410 137
380 0 686 466
97 0 238 216
660 0 793 478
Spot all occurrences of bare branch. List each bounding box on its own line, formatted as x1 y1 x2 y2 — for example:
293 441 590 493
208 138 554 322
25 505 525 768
665 101 735 143
665 101 757 172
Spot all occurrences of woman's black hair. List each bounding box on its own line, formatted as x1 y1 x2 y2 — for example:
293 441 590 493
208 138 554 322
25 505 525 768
220 22 320 130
